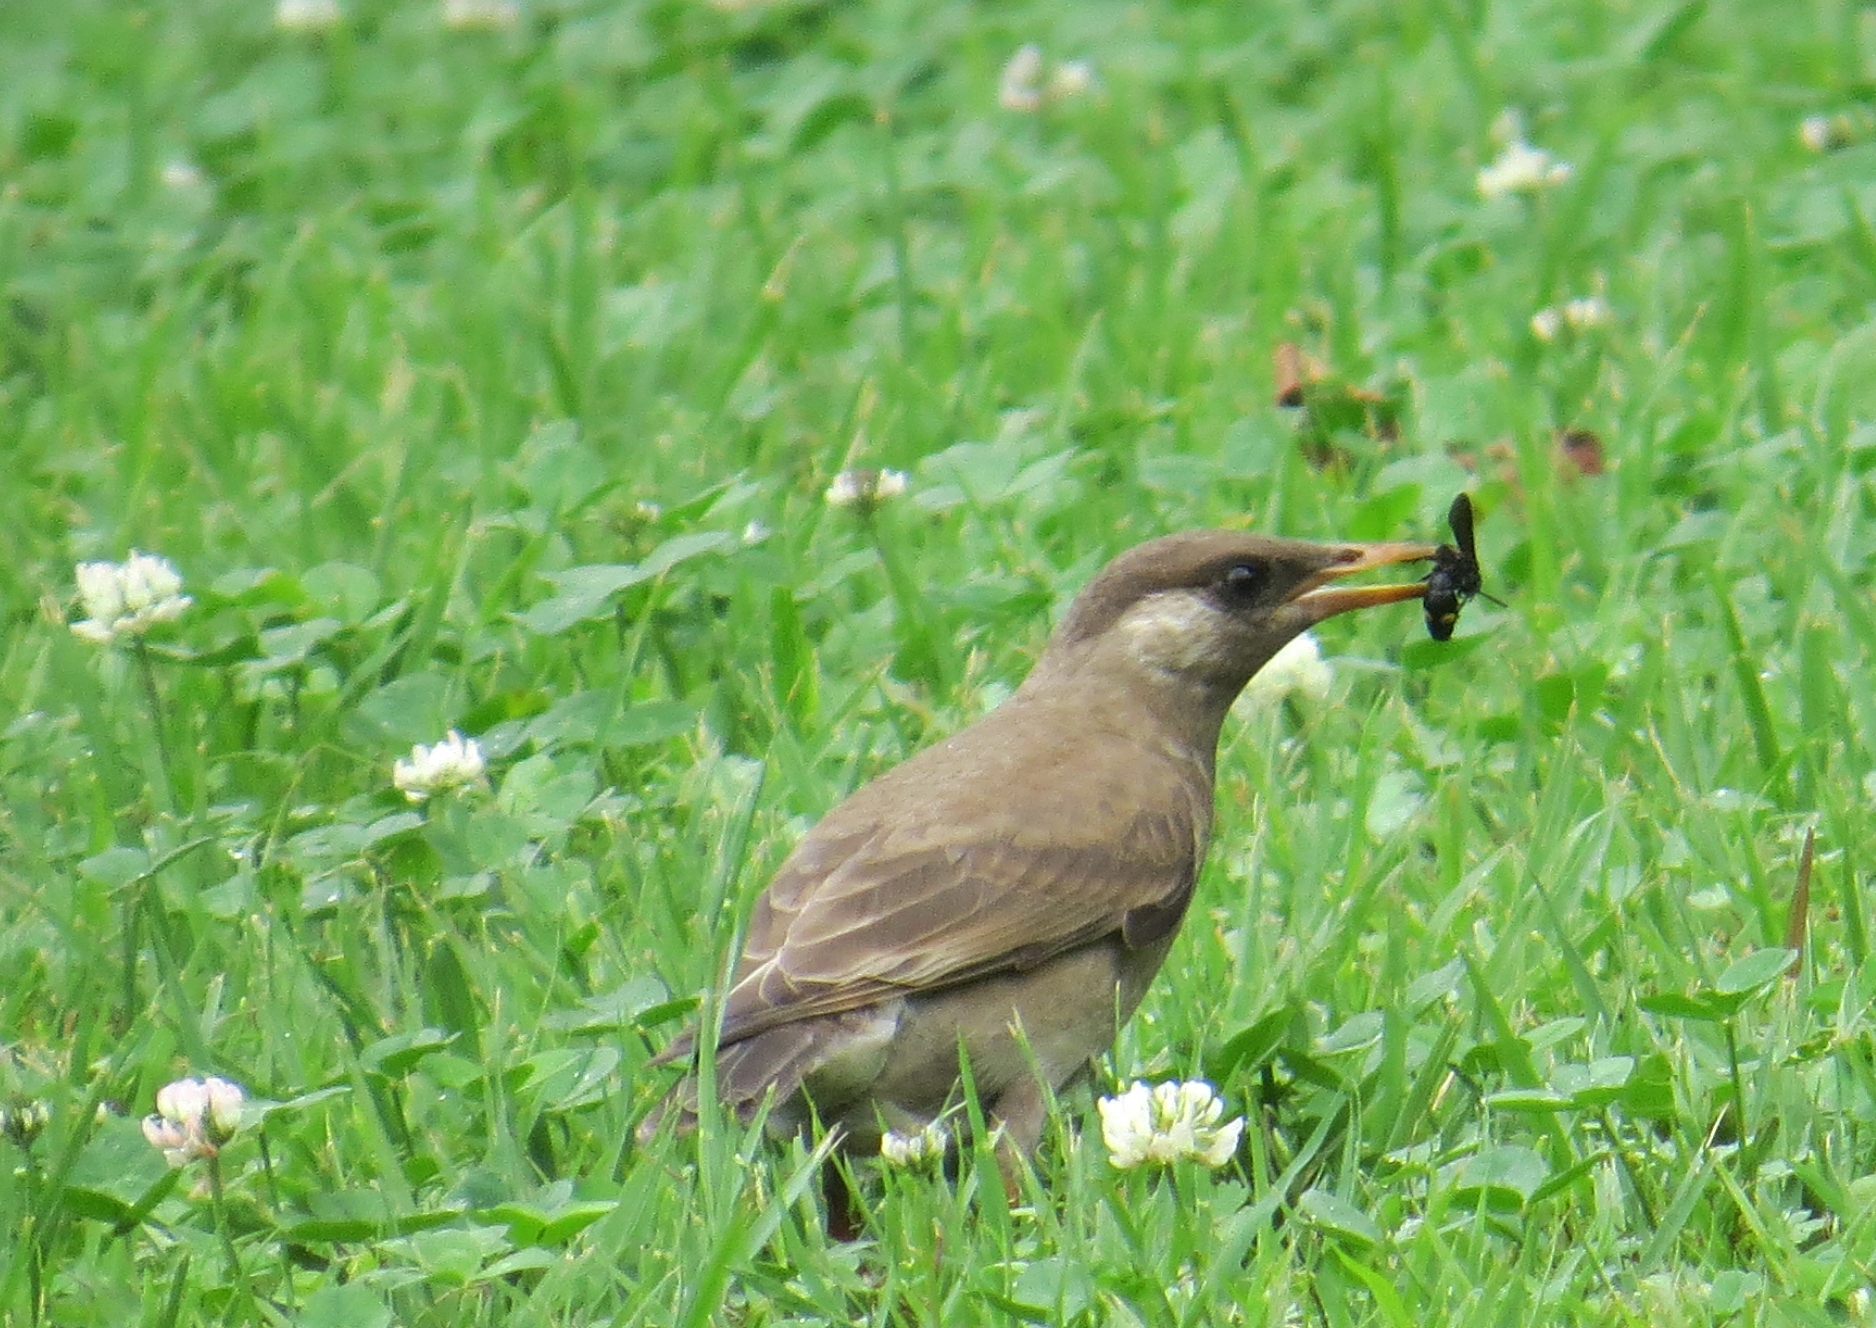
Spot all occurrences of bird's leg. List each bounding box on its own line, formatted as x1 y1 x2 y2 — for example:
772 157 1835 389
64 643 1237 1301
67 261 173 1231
987 1078 1052 1204
989 1079 1049 1154
993 1138 1031 1206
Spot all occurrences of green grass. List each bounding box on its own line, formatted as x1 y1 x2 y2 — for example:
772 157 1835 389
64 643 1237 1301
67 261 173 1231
3 0 1875 1322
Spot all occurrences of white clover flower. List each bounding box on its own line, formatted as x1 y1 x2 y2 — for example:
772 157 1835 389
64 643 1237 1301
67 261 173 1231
275 0 341 31
142 1114 204 1167
1799 110 1874 153
1476 140 1573 199
202 1077 246 1140
393 730 487 802
161 160 205 190
1532 294 1611 342
71 551 193 645
1563 295 1611 330
999 46 1093 113
144 1075 245 1167
1098 1080 1244 1170
824 467 908 510
1046 60 1096 102
155 1078 208 1128
999 45 1046 113
442 0 519 29
1241 632 1332 706
879 1123 948 1169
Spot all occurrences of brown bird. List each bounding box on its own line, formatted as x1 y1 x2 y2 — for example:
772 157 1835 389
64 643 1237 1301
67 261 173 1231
644 529 1435 1158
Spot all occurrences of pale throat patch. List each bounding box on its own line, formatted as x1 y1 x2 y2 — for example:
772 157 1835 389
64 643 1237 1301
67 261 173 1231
1117 590 1224 674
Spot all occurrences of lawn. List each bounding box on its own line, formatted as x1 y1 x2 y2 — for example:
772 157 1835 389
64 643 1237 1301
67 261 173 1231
2 0 1873 1322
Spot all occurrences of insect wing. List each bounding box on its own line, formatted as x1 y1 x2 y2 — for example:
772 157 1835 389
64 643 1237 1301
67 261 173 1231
1446 493 1476 559
1444 494 1484 598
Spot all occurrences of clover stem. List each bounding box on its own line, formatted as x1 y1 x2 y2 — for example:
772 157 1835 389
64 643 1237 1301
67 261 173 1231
132 638 177 814
206 1153 250 1303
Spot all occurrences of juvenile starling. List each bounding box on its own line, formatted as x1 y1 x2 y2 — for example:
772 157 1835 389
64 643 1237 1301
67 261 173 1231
644 530 1435 1155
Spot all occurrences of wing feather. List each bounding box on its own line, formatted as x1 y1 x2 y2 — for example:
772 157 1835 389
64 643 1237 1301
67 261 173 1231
711 704 1213 1048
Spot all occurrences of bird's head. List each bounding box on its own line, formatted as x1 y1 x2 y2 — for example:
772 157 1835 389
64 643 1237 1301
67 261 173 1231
1026 530 1436 724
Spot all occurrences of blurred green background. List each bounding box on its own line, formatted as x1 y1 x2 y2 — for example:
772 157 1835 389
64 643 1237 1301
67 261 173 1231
3 0 1875 1323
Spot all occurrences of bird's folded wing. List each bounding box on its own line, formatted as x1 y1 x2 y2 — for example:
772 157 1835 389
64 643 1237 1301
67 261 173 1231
711 790 1202 1048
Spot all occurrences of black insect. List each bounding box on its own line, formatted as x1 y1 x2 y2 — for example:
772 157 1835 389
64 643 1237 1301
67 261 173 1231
1423 493 1501 641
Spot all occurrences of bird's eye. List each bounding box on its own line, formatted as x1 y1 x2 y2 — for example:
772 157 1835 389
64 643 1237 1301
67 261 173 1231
1220 562 1266 600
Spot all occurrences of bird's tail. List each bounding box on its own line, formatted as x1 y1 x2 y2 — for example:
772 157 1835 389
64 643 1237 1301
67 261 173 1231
634 1023 824 1145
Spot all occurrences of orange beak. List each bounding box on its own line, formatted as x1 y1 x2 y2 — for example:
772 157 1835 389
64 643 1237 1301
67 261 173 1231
1293 541 1438 624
